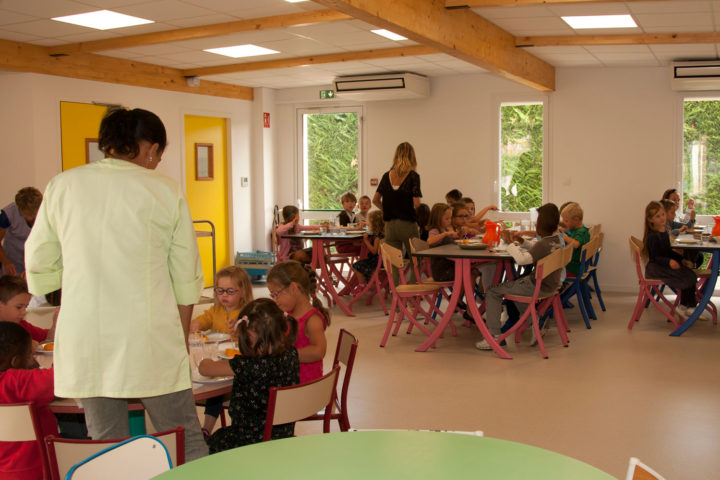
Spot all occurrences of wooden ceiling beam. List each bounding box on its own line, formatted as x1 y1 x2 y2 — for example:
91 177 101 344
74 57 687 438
0 39 253 100
183 45 437 77
517 32 720 47
48 9 350 55
446 0 670 6
313 0 554 91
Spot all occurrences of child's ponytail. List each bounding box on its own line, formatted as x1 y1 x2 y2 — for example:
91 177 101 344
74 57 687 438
302 264 331 326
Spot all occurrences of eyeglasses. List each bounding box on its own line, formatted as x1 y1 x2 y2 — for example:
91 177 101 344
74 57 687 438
269 285 290 299
454 214 470 219
214 287 239 296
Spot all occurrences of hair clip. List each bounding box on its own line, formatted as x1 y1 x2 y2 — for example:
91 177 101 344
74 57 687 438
232 315 249 333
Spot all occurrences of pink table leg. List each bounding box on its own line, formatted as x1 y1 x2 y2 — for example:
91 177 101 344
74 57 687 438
314 238 355 317
415 258 463 352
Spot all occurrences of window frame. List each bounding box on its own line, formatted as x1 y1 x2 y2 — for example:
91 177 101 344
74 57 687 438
295 105 364 221
492 95 550 218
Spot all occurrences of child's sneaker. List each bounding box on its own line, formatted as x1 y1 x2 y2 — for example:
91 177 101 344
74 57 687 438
474 336 505 350
675 305 690 319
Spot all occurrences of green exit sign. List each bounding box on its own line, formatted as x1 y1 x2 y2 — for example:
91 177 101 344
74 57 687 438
320 89 335 99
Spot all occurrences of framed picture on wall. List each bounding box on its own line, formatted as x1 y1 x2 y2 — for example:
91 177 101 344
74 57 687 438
195 143 214 180
85 138 104 164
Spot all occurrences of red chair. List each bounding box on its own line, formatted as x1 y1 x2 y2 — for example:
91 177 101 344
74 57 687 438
497 244 573 359
627 236 680 329
300 328 358 431
45 427 184 480
379 243 444 347
347 250 389 314
0 402 49 479
264 365 340 441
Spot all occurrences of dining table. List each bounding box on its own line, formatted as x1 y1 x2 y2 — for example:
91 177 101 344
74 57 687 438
152 430 616 479
281 230 365 316
412 243 516 358
669 235 720 336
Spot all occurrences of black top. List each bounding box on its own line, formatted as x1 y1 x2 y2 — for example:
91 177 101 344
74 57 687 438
376 170 422 222
338 210 356 226
646 230 682 267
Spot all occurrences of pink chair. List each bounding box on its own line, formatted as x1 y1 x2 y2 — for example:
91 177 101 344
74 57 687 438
497 244 573 359
347 250 389 314
379 243 444 347
627 236 680 329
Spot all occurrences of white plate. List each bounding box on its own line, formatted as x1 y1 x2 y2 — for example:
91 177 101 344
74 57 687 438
217 342 239 359
204 332 231 343
191 372 233 384
35 342 54 355
675 238 700 244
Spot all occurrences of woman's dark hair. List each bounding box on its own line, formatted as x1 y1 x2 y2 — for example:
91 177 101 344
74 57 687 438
98 108 167 159
445 189 463 202
0 321 31 369
535 203 560 237
267 260 331 326
235 299 298 357
661 188 677 201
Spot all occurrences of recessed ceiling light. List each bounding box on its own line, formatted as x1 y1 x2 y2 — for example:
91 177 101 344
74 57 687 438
204 44 280 58
371 29 407 41
561 14 637 29
52 10 153 30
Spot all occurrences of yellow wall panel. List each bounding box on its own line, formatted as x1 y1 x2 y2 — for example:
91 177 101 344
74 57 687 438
184 115 229 287
60 102 108 171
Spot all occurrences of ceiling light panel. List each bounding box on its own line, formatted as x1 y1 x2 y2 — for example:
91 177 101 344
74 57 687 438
204 44 280 58
561 15 637 29
52 10 154 30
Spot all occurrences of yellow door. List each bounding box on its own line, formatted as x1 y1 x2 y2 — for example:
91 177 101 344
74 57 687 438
184 115 229 287
59 102 108 171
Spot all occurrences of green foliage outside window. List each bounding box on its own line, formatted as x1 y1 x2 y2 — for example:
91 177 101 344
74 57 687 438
500 104 543 212
683 100 720 215
306 112 359 210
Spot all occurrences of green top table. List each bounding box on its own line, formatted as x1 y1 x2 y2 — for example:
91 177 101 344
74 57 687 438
155 431 615 479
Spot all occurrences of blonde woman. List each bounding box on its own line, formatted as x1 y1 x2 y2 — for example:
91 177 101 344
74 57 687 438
372 142 422 283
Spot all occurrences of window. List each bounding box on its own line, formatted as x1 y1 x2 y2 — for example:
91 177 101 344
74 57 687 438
682 98 720 214
297 107 362 210
498 102 544 212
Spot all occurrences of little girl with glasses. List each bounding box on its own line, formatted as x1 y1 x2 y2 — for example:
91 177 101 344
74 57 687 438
199 299 299 452
189 265 253 438
267 260 330 384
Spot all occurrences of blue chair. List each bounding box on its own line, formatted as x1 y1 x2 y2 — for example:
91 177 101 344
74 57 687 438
559 235 600 329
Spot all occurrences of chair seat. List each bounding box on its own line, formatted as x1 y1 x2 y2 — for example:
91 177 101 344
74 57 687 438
694 268 711 276
396 284 440 294
422 279 454 287
505 292 556 302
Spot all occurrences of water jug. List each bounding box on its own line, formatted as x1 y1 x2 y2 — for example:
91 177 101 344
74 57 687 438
712 216 720 237
483 221 501 246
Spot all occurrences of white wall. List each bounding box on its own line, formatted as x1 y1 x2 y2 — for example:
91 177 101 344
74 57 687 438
0 72 254 254
274 67 688 292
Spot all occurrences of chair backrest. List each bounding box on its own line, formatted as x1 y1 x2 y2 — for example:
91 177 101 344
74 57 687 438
64 435 173 480
380 242 405 270
589 223 602 237
46 427 184 480
264 365 340 441
535 245 568 282
629 236 647 280
625 457 665 480
579 235 600 271
0 403 49 477
409 237 431 280
562 243 574 268
333 329 359 413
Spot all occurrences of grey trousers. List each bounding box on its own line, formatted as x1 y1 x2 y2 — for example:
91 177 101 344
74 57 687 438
485 275 545 336
81 389 208 462
384 218 419 284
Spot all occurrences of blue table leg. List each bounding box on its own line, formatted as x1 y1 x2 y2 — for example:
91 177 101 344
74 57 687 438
671 250 718 336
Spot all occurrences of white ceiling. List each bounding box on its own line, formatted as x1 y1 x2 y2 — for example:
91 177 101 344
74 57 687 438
1 0 720 89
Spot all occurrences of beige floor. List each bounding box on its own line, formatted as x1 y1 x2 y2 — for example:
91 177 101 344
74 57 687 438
279 288 720 480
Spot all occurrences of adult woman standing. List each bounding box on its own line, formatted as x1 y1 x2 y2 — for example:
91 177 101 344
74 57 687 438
25 109 207 460
373 142 422 282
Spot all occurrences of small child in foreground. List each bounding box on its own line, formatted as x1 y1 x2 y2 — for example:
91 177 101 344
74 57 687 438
0 275 55 346
0 321 57 480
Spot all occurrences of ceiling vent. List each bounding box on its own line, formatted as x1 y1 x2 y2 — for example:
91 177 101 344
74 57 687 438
672 61 720 91
333 72 429 101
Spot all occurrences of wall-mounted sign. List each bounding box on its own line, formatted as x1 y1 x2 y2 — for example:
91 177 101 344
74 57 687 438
263 112 270 128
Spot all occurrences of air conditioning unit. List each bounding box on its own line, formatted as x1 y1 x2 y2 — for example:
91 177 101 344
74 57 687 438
333 72 429 101
672 61 720 91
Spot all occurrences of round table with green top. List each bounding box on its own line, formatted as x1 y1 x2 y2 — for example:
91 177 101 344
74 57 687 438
154 430 616 479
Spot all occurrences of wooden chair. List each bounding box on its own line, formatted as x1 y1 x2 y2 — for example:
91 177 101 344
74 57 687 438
409 237 459 329
62 434 174 480
585 231 607 312
347 249 389 314
497 244 573 358
560 235 599 329
625 457 665 480
0 402 49 479
264 365 340 441
588 223 602 237
379 243 444 347
45 427 185 480
627 236 680 329
300 329 359 431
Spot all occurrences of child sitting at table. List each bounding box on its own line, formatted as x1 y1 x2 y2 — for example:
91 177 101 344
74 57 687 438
336 192 362 255
190 266 253 440
451 202 481 239
199 299 299 452
445 189 463 206
275 205 315 263
643 200 708 320
426 203 458 282
0 321 58 480
476 203 564 350
416 203 430 241
661 199 692 236
462 197 498 231
558 203 590 277
356 195 372 226
351 211 385 286
267 261 329 384
0 275 56 345
662 188 696 225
